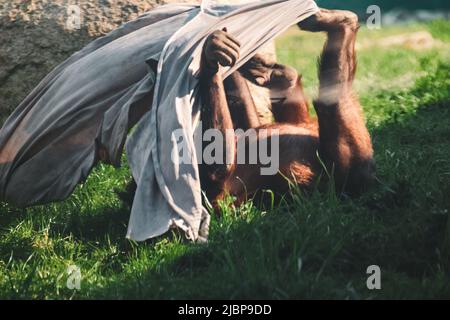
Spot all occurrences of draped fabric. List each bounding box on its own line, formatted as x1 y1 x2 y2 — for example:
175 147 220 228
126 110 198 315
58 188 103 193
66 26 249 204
0 0 319 241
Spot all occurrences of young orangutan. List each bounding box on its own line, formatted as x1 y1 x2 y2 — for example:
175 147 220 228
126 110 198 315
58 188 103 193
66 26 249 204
120 9 375 209
198 9 376 206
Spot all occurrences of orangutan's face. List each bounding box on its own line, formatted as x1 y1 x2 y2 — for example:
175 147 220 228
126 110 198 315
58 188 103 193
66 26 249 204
239 53 300 90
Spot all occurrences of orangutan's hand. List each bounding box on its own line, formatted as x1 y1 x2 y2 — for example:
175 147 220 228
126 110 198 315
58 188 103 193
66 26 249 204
202 28 241 74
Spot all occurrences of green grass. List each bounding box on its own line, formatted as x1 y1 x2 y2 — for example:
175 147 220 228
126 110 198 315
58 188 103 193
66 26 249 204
1 22 450 299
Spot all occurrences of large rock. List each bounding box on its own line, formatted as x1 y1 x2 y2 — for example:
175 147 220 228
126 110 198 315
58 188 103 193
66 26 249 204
0 0 273 124
0 0 197 121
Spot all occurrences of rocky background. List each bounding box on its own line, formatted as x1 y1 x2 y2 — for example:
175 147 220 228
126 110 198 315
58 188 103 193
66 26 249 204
0 0 201 121
0 0 277 124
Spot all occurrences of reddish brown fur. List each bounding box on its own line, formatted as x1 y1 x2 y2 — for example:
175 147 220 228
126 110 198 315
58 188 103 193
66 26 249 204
200 9 375 207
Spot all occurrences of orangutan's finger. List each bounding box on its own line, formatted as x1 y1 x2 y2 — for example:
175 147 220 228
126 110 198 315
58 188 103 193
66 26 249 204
213 50 233 67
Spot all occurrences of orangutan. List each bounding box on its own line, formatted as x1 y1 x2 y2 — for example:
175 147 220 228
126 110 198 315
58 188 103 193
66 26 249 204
197 9 375 206
121 9 375 209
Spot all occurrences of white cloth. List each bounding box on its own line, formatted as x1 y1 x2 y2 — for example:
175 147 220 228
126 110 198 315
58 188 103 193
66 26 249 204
0 0 319 242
